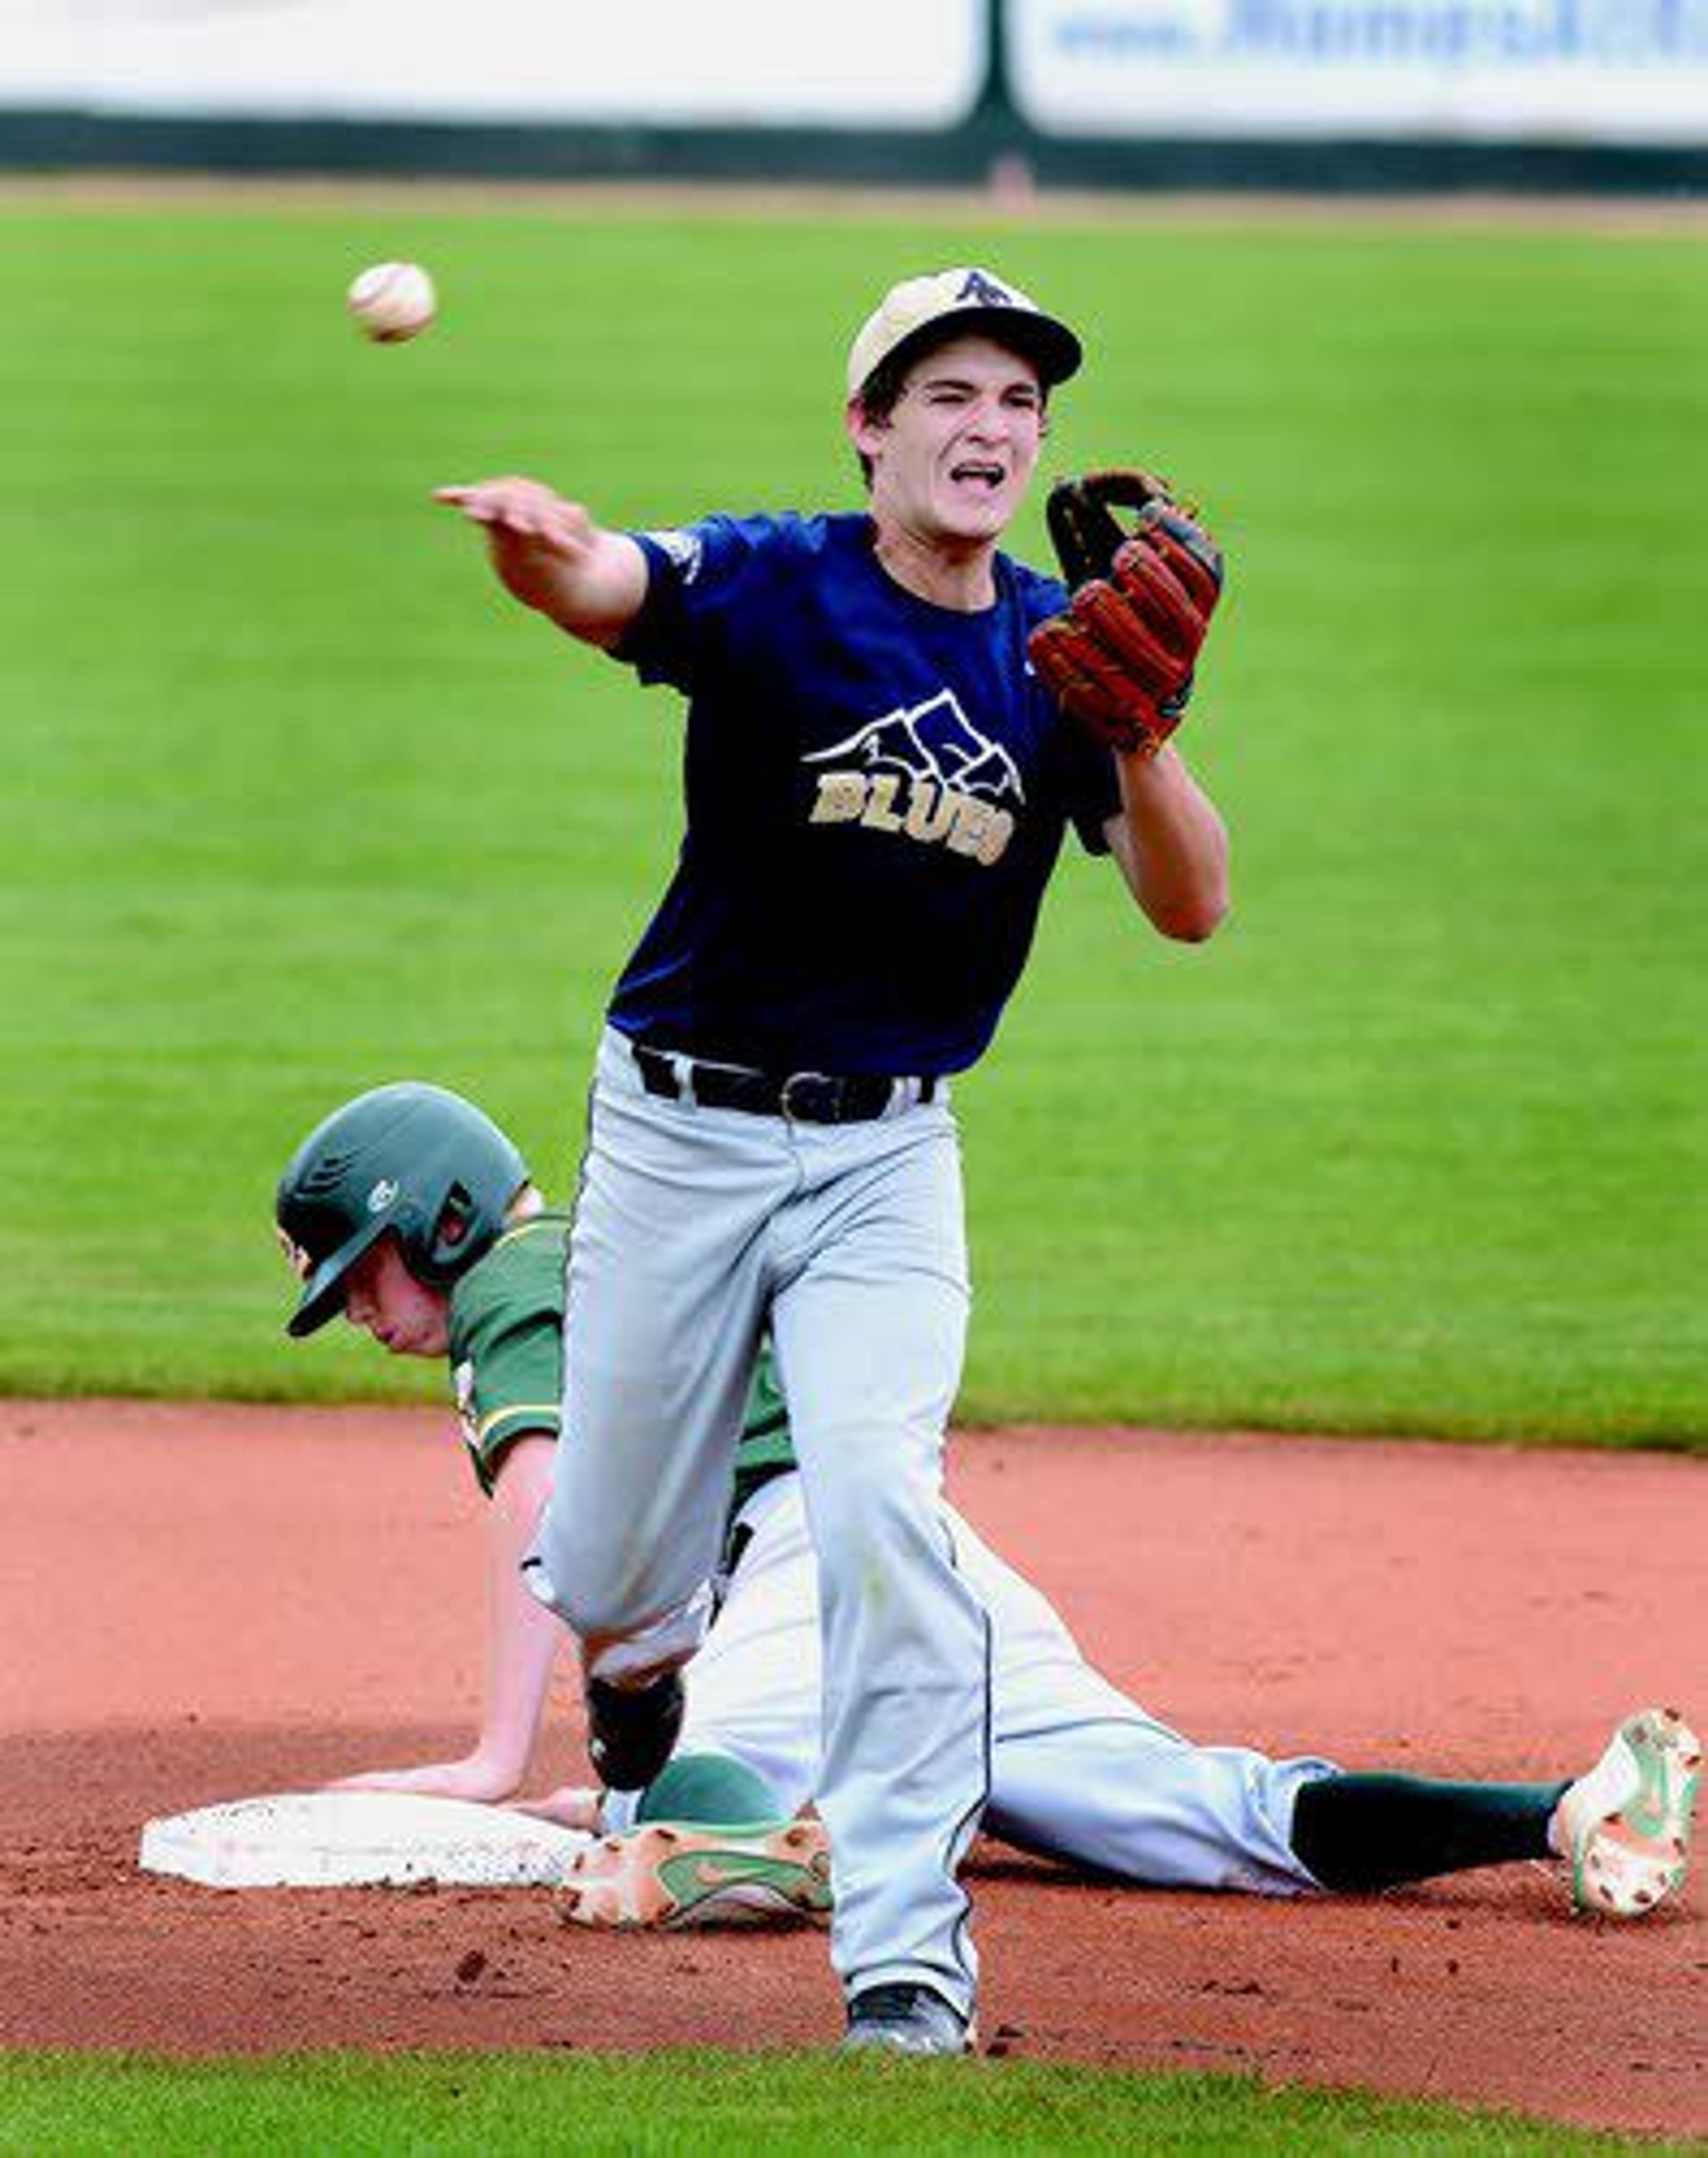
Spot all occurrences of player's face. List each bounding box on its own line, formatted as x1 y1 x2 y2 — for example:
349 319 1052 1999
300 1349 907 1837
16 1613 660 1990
342 1234 451 1359
853 334 1046 549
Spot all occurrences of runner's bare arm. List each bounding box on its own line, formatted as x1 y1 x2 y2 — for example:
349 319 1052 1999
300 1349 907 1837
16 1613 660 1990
326 1437 564 1801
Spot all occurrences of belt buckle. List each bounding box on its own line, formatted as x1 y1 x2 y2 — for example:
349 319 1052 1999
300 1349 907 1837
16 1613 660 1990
779 1070 834 1123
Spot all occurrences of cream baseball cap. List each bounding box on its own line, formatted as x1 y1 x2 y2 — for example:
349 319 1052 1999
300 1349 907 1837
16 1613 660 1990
845 266 1083 401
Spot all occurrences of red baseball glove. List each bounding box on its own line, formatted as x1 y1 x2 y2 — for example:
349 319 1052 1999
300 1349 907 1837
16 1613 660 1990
1029 469 1225 757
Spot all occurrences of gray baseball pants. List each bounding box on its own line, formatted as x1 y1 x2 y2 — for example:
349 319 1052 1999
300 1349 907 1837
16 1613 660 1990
528 1027 989 2019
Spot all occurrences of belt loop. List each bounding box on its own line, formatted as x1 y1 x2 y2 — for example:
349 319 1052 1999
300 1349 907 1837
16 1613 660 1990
632 1040 695 1107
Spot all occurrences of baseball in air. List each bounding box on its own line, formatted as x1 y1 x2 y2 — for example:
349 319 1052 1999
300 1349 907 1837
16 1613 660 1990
346 260 436 343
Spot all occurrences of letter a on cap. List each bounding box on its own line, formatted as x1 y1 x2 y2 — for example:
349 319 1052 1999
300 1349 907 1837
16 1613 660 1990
957 270 1015 307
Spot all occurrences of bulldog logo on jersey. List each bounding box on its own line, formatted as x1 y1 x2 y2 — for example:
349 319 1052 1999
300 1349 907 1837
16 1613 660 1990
805 689 1022 866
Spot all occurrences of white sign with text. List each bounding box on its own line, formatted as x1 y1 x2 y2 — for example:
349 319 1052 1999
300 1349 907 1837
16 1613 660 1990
1011 0 1708 143
0 0 985 125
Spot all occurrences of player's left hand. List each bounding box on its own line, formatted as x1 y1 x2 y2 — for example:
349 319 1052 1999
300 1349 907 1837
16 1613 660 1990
514 1784 606 1833
1029 468 1225 758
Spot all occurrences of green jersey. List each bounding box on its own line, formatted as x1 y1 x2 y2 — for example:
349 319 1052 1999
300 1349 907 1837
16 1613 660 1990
447 1211 796 1515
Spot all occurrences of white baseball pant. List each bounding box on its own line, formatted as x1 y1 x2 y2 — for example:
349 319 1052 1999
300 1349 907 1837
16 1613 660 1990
608 1471 1334 1896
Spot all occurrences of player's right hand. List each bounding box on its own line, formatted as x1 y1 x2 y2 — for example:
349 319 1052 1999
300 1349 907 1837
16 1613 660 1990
434 476 602 614
434 476 649 642
324 1757 522 1805
434 476 594 551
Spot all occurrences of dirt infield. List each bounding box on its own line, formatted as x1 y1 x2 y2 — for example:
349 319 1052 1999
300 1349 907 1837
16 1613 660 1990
1 1401 1701 2136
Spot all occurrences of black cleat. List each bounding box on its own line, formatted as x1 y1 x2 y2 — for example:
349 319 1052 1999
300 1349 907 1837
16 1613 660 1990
585 1670 685 1791
841 1982 974 2057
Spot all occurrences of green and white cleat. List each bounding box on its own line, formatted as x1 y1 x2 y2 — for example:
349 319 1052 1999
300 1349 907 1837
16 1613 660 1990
561 1816 832 1929
1554 1707 1700 1917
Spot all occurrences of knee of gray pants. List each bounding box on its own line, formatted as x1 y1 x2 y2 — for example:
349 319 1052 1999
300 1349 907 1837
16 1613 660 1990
524 1549 713 1679
543 1484 737 1642
520 1502 645 1634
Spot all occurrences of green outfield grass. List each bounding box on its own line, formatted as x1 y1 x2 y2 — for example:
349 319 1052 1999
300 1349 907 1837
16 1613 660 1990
1 198 1703 1442
0 2049 1665 2153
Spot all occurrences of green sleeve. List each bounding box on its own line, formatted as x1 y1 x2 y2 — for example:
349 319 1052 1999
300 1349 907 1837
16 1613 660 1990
449 1223 798 1520
730 1340 798 1515
446 1216 570 1497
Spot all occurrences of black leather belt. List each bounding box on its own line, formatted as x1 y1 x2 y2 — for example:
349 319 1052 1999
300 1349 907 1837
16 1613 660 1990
632 1042 937 1125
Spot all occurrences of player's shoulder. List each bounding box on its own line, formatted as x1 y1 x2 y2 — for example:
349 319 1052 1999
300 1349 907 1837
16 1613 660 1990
449 1211 571 1339
999 549 1069 627
701 509 852 545
632 508 846 598
710 508 860 569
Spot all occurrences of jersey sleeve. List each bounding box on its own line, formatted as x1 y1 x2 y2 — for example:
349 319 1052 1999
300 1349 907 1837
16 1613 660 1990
447 1222 570 1498
613 513 784 694
1060 726 1122 854
1021 564 1122 852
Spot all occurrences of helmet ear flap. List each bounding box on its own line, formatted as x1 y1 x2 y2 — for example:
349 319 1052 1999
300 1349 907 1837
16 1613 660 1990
424 1180 478 1278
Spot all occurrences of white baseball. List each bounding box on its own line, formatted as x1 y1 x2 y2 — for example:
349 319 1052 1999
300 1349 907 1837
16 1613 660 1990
346 260 436 343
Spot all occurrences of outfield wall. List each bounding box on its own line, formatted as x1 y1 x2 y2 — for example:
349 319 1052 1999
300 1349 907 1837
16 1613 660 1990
3 0 1705 192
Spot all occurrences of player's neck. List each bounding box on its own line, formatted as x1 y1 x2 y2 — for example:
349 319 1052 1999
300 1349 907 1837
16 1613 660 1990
506 1184 546 1226
870 518 998 613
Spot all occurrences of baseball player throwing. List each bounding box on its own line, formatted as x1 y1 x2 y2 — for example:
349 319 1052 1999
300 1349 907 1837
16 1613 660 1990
433 265 1234 2054
276 1086 1701 1952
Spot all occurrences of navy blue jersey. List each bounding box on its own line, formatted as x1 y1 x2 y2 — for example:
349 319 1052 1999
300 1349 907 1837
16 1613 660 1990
606 510 1121 1076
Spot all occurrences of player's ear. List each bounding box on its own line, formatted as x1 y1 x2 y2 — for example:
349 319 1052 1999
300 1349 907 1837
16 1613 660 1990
847 396 889 462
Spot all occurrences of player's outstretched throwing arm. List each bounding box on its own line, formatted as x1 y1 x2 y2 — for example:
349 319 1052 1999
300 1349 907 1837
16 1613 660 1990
434 477 649 650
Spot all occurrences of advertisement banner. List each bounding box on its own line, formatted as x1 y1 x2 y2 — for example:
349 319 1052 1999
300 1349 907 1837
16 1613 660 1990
0 0 985 126
1010 0 1708 143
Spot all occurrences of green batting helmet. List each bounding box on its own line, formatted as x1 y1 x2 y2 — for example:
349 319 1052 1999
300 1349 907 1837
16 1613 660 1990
275 1082 530 1339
